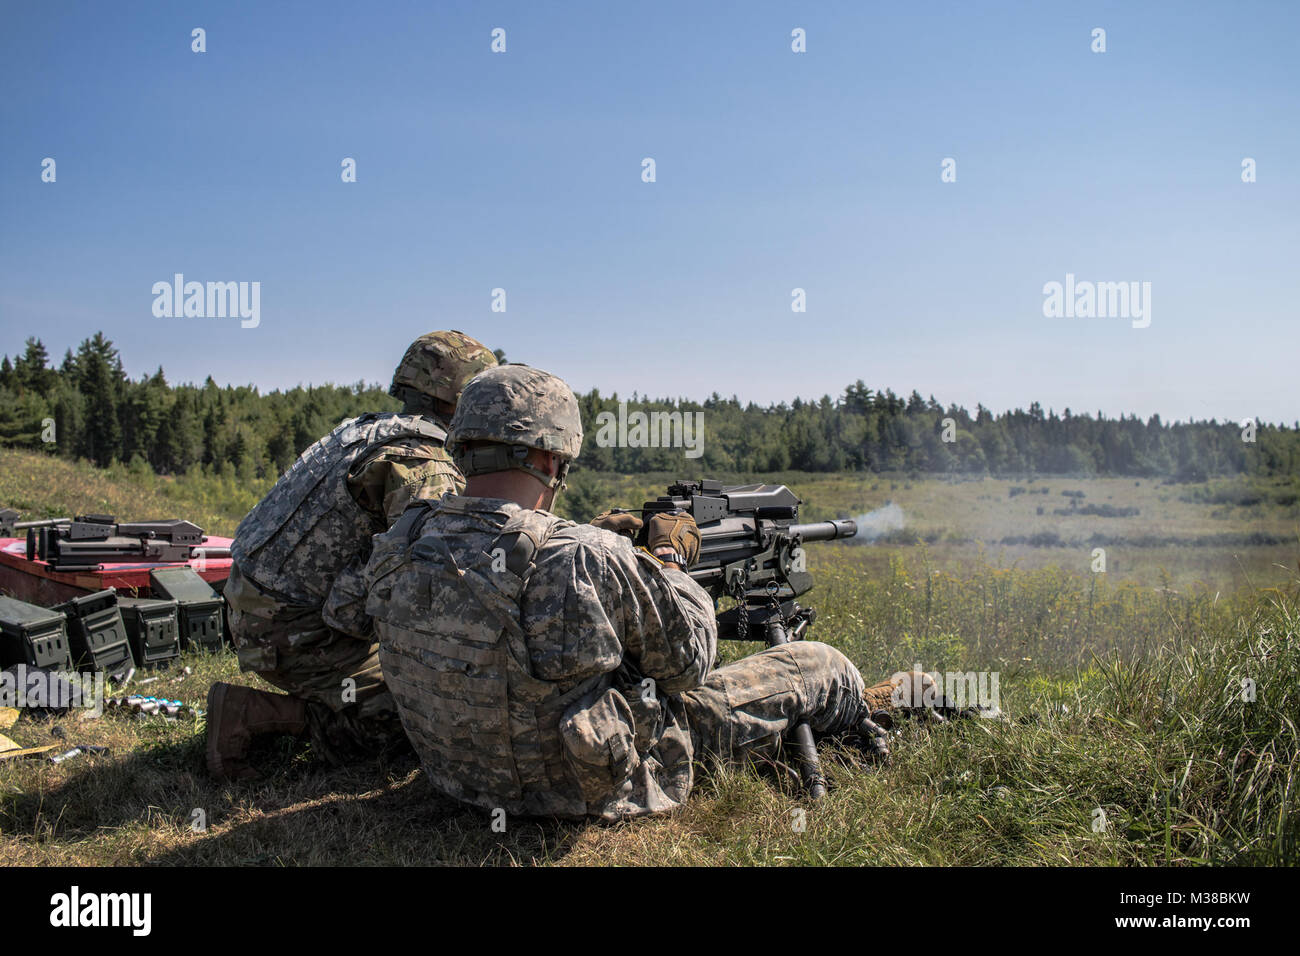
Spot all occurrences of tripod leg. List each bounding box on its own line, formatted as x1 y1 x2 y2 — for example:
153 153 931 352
789 722 828 799
763 615 828 800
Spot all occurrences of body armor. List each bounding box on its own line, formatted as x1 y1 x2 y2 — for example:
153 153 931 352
232 412 446 607
369 502 623 818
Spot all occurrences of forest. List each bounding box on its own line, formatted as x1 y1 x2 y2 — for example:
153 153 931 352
2 333 1296 482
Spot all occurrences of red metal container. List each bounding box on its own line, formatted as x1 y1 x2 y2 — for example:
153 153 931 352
0 536 233 606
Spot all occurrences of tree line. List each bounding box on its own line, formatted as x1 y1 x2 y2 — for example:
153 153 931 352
2 334 1296 482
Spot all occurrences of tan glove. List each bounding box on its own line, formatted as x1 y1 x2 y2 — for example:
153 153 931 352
865 670 939 713
590 510 644 539
645 509 702 568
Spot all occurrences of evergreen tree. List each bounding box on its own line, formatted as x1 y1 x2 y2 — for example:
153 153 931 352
73 334 122 466
1 331 1297 481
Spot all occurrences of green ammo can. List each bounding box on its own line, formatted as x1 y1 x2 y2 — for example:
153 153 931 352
117 596 181 666
0 595 73 669
52 589 136 674
148 567 225 651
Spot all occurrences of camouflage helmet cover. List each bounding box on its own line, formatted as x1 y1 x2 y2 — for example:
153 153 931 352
449 364 583 462
390 330 497 406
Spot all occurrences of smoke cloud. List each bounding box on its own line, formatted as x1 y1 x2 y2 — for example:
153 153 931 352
851 501 906 543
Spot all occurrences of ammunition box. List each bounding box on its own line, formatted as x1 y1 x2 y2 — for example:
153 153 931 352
117 596 181 666
52 589 135 674
149 568 225 651
0 595 72 669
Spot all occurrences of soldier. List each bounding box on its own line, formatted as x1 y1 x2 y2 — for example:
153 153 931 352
207 330 497 780
364 364 919 820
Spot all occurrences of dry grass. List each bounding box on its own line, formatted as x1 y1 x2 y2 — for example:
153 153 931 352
3 558 1294 866
1 453 1296 866
0 448 268 537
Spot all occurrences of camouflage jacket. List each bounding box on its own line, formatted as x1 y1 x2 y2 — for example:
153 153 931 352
366 495 718 820
346 434 461 527
230 413 462 638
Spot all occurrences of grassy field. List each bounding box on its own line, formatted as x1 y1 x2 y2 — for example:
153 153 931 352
4 449 1294 592
1 449 1297 865
565 469 1300 594
0 448 271 538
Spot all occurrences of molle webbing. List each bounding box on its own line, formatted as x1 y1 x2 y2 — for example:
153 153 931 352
386 508 567 806
387 498 436 546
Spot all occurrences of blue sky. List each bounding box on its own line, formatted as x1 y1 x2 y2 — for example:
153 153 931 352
2 0 1296 423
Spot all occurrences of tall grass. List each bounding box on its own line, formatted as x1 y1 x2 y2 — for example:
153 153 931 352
568 569 1299 865
0 454 1294 864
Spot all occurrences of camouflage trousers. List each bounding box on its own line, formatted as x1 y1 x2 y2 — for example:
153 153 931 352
224 563 411 765
681 641 868 767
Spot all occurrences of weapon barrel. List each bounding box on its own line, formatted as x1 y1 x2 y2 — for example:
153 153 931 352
14 518 72 529
788 518 857 542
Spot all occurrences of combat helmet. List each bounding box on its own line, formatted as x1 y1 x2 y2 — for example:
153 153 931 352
448 364 583 489
389 330 496 413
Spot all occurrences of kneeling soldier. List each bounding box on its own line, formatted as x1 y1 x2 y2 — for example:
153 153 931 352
207 331 496 779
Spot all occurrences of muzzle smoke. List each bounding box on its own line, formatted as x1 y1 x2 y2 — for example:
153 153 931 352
851 502 905 543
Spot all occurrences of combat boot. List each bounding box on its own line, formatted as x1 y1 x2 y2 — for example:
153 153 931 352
206 682 308 780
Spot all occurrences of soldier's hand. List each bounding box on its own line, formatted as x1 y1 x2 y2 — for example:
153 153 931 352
646 509 701 569
854 715 891 765
590 509 643 539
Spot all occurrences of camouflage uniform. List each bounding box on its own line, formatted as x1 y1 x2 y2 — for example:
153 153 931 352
367 495 871 819
206 331 497 779
683 642 867 769
226 412 462 763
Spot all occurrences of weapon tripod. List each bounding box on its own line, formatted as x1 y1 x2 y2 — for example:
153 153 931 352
716 582 827 800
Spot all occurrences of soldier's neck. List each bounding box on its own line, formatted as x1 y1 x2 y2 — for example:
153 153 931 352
465 472 555 511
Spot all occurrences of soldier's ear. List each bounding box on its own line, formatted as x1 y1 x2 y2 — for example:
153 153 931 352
527 448 560 479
